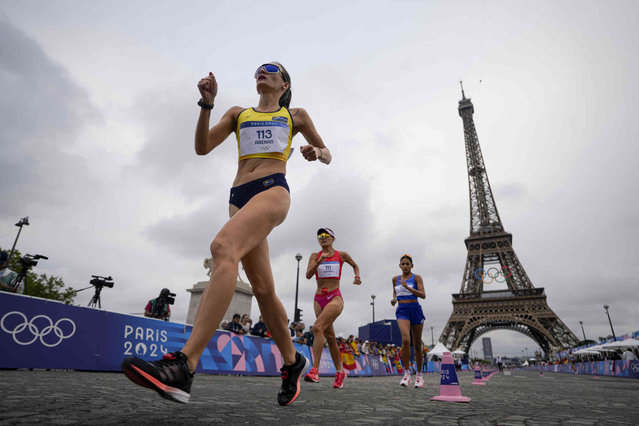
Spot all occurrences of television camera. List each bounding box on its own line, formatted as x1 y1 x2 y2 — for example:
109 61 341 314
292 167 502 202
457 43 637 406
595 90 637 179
90 275 114 288
150 288 176 321
74 275 115 308
11 253 48 294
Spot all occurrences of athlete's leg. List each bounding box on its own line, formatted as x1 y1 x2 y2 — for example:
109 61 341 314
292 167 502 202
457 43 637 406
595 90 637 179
397 318 412 370
311 298 344 370
241 238 295 365
410 323 424 372
311 301 324 369
181 187 290 371
324 322 341 372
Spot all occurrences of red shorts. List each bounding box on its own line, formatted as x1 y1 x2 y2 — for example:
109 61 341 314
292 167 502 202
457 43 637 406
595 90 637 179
314 288 342 309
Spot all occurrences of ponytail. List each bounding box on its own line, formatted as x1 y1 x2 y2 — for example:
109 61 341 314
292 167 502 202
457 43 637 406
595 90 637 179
279 87 292 108
272 61 292 108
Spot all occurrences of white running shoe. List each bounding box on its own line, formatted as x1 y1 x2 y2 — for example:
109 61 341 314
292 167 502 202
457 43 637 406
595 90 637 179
400 373 411 387
414 375 424 388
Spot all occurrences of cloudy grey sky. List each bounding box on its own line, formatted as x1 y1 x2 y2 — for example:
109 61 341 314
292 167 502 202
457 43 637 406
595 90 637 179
1 0 637 358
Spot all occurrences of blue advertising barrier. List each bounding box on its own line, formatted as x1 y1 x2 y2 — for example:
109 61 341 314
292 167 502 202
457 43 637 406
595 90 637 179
523 360 639 379
0 292 417 377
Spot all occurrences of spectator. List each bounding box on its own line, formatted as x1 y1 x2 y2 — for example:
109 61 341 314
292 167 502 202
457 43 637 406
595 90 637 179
361 340 369 354
289 321 297 337
303 326 315 347
220 319 229 330
240 314 252 334
144 288 173 321
251 315 268 338
0 251 20 294
347 335 359 356
623 348 637 361
225 313 245 334
293 329 305 343
295 322 305 334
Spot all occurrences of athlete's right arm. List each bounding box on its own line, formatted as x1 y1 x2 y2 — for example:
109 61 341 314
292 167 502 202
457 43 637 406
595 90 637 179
305 252 327 280
391 277 397 306
195 106 241 155
194 72 241 155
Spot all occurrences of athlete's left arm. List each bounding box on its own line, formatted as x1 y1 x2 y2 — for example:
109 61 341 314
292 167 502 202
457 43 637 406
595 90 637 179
291 108 332 164
412 274 426 299
340 251 361 285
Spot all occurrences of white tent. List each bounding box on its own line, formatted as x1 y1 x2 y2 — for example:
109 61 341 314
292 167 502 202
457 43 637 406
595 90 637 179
602 338 639 349
587 344 616 352
428 342 451 360
572 349 601 355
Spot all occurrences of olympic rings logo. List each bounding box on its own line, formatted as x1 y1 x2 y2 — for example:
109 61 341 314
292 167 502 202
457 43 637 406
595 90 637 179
631 363 639 373
1 311 76 347
474 266 512 284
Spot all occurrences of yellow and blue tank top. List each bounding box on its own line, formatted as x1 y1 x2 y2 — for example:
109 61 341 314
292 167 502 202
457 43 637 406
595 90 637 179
236 107 293 162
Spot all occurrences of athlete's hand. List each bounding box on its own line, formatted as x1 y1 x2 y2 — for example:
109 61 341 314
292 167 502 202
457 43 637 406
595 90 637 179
353 277 361 285
400 279 409 289
391 298 397 306
197 72 218 104
300 144 321 162
319 252 330 260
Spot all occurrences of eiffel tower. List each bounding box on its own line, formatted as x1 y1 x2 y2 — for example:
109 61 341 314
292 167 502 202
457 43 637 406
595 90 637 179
439 84 579 355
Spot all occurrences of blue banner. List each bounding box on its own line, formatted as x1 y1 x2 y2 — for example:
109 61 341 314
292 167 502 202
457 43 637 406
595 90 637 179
0 292 478 379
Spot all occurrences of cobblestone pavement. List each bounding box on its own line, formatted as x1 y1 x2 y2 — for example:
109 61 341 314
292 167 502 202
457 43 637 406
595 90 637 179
0 369 637 425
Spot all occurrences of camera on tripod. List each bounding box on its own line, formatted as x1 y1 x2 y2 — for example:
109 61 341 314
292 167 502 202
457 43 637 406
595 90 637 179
19 253 48 269
90 275 114 288
11 253 48 294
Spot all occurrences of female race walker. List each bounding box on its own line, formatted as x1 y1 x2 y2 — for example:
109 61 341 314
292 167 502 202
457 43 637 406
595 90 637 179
303 228 361 388
122 62 331 406
391 254 426 388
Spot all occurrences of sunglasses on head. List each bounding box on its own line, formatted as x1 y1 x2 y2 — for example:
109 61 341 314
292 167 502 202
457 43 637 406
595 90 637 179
254 64 281 79
317 233 332 239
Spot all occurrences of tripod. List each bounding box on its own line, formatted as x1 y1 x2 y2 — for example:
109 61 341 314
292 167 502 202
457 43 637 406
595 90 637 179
88 285 103 308
9 267 29 294
75 284 105 308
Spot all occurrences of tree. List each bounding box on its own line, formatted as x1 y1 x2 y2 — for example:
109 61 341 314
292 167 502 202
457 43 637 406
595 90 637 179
1 247 76 304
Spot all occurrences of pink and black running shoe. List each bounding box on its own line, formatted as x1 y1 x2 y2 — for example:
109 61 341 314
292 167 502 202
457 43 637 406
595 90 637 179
121 351 194 403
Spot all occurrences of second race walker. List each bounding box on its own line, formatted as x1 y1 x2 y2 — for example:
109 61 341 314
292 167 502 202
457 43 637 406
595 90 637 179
303 228 361 388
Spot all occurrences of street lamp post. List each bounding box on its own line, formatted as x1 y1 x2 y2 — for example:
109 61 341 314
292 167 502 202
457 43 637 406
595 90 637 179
294 253 302 322
579 321 587 341
430 326 434 346
370 295 376 323
603 305 617 341
9 217 29 260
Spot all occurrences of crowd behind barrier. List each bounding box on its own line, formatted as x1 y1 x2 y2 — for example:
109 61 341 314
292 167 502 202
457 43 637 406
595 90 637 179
0 292 445 376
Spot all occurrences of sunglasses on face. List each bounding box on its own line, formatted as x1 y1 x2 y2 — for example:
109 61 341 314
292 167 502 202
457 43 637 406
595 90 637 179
317 233 332 240
254 64 281 79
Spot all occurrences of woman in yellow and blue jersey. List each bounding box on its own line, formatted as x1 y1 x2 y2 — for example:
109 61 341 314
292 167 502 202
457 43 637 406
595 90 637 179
122 62 331 407
391 254 426 388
